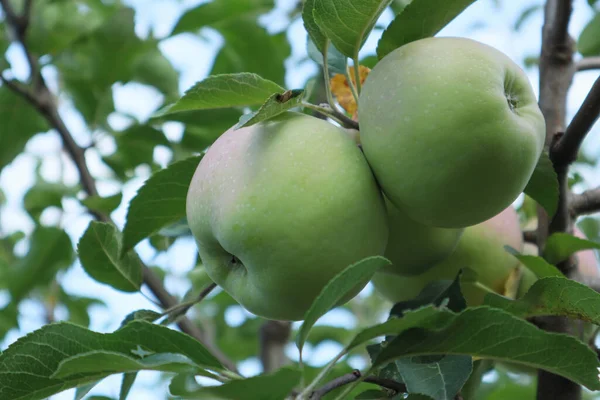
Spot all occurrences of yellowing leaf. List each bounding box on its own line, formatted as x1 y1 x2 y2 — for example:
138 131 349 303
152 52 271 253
330 65 371 119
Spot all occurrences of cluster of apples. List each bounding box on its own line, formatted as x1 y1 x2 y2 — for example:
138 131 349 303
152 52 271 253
186 37 553 321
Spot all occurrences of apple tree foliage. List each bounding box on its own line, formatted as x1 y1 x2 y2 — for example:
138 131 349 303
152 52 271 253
1 0 600 399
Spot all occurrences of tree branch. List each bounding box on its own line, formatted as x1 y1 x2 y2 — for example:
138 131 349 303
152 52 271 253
536 0 581 399
570 187 600 217
0 0 237 373
576 57 600 72
309 371 406 399
259 320 291 372
551 75 600 166
523 230 537 244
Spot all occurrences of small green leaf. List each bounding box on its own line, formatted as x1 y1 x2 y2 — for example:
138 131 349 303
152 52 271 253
578 13 600 56
314 0 393 58
23 181 76 220
296 256 391 353
303 0 327 53
119 373 136 400
504 247 563 278
183 367 301 400
170 0 273 36
377 0 478 59
513 5 543 32
120 309 163 327
235 90 305 129
373 307 600 391
524 151 559 218
81 193 123 214
0 87 49 173
485 276 600 326
78 222 143 292
154 73 283 117
397 355 472 400
307 38 348 75
54 352 201 378
8 227 73 302
121 156 201 256
544 232 600 265
355 389 390 399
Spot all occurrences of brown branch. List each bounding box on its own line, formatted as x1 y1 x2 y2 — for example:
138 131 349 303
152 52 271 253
259 320 291 372
310 370 406 399
576 57 600 72
570 187 600 216
523 230 538 244
0 0 237 373
551 75 600 166
536 0 581 399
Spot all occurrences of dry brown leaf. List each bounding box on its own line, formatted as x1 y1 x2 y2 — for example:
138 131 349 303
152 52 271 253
330 65 371 120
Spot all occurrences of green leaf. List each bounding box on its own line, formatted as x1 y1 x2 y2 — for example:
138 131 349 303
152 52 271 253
170 0 273 35
377 0 477 59
307 38 348 75
183 367 301 400
544 232 600 265
235 90 305 129
209 19 290 85
314 0 393 58
0 87 49 173
77 222 143 292
513 5 543 32
0 320 224 400
484 276 600 326
26 0 107 56
523 151 559 218
120 309 163 327
23 181 76 220
80 193 123 214
355 389 389 399
504 247 563 278
103 124 170 178
121 156 201 255
8 227 73 302
396 355 472 400
155 73 283 117
54 352 203 378
132 47 180 101
389 271 467 318
578 13 600 56
303 0 327 53
296 256 391 353
58 289 105 328
119 373 136 400
372 307 600 391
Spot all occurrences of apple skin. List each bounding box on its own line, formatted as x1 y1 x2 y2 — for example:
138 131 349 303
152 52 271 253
186 112 388 321
372 206 523 306
358 37 546 228
382 196 463 276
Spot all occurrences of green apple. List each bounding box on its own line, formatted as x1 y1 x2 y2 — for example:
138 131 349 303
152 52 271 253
186 112 388 321
359 37 545 228
372 206 523 306
382 196 463 275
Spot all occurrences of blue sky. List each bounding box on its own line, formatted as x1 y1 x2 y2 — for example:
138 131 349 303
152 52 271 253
1 0 599 398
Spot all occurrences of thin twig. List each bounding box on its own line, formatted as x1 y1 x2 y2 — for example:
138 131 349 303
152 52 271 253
0 0 237 373
570 187 600 217
310 370 406 400
551 75 600 166
523 230 538 244
164 282 217 320
302 102 359 130
576 57 600 72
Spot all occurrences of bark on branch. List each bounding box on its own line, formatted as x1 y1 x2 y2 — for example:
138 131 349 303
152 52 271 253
570 187 600 217
577 57 600 72
309 370 407 399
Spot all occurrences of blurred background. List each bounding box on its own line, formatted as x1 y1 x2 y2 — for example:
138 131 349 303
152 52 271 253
1 0 600 398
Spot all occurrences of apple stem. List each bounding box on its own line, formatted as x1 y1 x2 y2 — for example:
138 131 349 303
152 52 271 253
302 102 359 130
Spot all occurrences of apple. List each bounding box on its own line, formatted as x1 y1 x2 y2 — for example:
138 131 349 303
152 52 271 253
186 112 388 321
382 196 463 275
371 206 523 306
358 37 546 228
